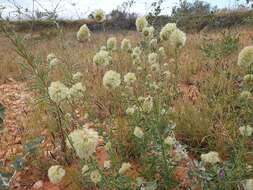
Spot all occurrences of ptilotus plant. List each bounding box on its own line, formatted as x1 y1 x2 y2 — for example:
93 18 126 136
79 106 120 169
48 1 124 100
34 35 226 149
2 6 253 190
189 45 253 190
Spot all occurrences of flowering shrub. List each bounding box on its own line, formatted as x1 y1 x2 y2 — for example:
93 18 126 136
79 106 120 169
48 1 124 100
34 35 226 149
1 8 252 190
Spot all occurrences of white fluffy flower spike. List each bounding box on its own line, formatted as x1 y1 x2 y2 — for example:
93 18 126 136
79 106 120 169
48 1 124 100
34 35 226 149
66 127 99 159
239 125 253 137
169 29 186 49
103 70 121 89
119 162 131 174
134 127 144 138
77 24 91 41
136 17 148 32
94 9 106 23
201 151 220 164
48 81 69 103
238 46 253 68
160 23 177 41
121 39 132 52
124 72 137 85
107 37 117 51
48 165 65 184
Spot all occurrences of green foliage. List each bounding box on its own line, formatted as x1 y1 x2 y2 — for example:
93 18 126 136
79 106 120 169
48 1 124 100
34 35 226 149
24 136 45 154
12 157 26 171
172 0 215 18
201 31 239 60
1 7 253 190
0 172 12 190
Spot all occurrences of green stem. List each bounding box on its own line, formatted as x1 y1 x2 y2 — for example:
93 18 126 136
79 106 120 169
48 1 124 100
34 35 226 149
174 48 180 97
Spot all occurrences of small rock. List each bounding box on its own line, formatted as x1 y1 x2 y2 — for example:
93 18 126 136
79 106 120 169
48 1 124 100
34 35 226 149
33 180 43 189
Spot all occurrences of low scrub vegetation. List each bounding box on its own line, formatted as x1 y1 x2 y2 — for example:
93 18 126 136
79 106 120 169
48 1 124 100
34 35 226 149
0 7 252 190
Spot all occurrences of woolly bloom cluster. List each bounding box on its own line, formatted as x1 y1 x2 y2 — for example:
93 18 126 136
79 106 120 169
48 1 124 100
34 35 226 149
48 165 66 184
43 12 253 189
47 53 60 68
93 9 106 23
124 72 137 85
66 126 99 159
239 125 253 137
93 49 112 66
81 165 102 184
135 16 148 32
200 151 220 165
121 38 132 52
107 37 117 51
48 81 85 103
103 70 121 89
160 23 186 49
77 24 91 41
238 46 253 68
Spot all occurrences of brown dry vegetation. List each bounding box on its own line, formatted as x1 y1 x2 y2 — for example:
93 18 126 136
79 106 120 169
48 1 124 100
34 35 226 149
1 26 252 83
0 25 252 189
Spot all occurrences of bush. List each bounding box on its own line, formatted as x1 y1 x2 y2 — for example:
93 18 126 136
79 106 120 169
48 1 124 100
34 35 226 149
1 9 253 190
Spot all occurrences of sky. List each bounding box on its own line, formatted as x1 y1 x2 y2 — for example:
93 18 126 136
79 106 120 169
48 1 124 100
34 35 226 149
1 0 249 19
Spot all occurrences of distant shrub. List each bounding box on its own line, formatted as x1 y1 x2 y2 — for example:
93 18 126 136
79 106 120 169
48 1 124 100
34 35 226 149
201 30 240 60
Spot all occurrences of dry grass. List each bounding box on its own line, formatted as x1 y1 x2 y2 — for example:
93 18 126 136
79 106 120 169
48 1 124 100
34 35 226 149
1 26 252 83
1 26 253 148
0 24 252 189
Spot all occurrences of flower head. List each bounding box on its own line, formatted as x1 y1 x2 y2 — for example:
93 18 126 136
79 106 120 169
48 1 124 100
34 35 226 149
81 165 89 175
142 96 153 113
244 74 253 82
77 24 91 41
132 47 142 59
47 53 57 63
239 125 253 137
104 160 111 169
164 136 176 146
107 37 117 51
90 170 101 184
49 58 60 68
48 165 65 184
169 29 186 49
48 81 69 103
94 9 106 23
240 91 252 100
160 23 177 41
174 146 188 162
72 72 83 81
124 72 137 85
201 151 220 164
149 39 158 51
126 105 137 115
158 47 166 59
103 70 121 89
238 46 253 68
69 82 86 99
142 26 154 39
93 50 112 66
136 17 148 32
148 53 158 64
121 38 132 52
134 127 144 138
119 162 131 174
66 127 99 159
243 179 253 190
